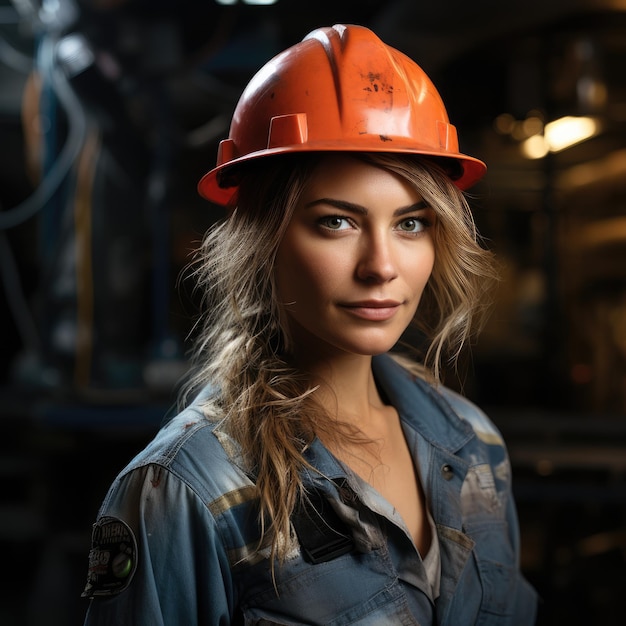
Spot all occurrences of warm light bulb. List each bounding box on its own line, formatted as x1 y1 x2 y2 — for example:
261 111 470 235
520 115 600 159
544 116 599 152
521 135 549 159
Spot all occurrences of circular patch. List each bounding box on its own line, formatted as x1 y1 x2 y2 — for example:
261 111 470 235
82 516 138 598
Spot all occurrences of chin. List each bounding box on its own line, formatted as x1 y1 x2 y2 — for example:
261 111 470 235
341 335 404 357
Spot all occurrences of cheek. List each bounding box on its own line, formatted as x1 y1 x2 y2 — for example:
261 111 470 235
405 246 436 291
276 237 350 303
423 249 436 282
275 245 329 303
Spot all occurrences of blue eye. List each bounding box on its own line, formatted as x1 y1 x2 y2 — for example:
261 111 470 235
320 216 350 230
398 218 426 233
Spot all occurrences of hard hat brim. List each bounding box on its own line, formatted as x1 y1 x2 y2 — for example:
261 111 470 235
198 144 487 207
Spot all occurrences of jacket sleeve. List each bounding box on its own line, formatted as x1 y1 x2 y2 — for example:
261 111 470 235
505 464 539 625
83 463 236 625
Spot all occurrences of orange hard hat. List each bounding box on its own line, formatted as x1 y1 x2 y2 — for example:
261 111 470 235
198 23 486 206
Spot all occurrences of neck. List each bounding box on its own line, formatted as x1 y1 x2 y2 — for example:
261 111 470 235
291 351 387 427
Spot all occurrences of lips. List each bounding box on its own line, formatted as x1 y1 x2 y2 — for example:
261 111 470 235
339 300 402 321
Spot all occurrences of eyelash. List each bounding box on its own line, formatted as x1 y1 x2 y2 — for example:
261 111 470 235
318 215 432 234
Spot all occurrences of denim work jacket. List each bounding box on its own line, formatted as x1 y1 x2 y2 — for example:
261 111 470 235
82 354 538 625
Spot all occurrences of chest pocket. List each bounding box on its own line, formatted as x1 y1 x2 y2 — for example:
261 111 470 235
241 581 423 626
451 520 518 625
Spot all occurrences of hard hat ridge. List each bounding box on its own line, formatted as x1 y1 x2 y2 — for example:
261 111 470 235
198 24 486 206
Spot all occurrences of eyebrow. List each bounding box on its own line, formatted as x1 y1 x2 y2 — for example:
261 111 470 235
304 198 429 216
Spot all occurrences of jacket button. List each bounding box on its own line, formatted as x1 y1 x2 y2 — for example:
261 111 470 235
441 464 454 480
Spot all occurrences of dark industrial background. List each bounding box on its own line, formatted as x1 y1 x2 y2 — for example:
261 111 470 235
1 0 625 624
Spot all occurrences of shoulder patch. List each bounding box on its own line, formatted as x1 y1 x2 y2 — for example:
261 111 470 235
82 516 137 598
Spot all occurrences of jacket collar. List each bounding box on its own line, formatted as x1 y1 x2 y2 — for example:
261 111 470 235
371 353 474 454
301 353 474 487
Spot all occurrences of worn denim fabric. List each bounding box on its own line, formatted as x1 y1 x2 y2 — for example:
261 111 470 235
83 354 538 625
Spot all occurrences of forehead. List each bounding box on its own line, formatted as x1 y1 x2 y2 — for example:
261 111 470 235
300 154 422 204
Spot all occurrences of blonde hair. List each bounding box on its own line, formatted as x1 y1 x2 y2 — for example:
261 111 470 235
182 152 496 563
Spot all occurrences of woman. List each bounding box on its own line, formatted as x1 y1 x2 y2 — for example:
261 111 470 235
82 24 538 625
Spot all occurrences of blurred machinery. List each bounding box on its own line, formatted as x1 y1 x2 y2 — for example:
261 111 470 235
435 5 626 416
1 0 237 394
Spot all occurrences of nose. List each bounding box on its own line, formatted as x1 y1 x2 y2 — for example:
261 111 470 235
355 231 398 283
